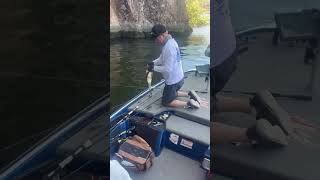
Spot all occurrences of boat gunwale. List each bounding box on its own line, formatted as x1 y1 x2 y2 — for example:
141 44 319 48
110 69 199 122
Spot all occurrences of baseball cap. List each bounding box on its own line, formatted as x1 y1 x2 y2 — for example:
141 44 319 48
150 24 167 38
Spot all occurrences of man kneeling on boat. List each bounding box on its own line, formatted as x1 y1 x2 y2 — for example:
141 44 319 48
147 24 204 109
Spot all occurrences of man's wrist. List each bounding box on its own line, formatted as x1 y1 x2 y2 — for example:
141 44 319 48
147 62 154 71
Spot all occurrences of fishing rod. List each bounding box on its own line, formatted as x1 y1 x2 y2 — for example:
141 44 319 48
61 148 109 180
51 93 163 179
47 76 163 179
46 88 159 179
110 79 164 132
47 124 135 180
59 126 137 179
46 128 108 179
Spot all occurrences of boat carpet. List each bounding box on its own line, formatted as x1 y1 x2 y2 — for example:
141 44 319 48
128 148 206 180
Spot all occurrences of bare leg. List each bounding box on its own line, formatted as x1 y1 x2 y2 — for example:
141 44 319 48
168 99 188 108
215 95 252 114
177 90 189 97
211 122 249 144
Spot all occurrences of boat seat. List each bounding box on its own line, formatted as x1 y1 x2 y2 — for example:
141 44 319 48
165 115 210 145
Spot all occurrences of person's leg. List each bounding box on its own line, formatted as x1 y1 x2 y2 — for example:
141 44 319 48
211 122 248 144
211 120 288 146
215 95 253 114
162 80 199 108
177 91 188 97
174 79 188 97
212 51 256 115
168 99 187 108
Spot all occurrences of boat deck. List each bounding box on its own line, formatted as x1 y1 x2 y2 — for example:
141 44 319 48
129 70 210 126
215 31 320 180
125 70 210 180
56 70 210 180
128 148 207 180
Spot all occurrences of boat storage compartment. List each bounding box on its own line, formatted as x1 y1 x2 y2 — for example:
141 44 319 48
164 115 210 160
130 117 166 157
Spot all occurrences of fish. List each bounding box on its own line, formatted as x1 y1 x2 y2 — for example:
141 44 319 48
146 70 153 89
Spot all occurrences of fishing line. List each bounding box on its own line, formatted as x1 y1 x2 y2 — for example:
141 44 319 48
46 128 108 179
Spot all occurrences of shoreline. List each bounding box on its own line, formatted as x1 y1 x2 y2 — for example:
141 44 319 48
110 24 194 39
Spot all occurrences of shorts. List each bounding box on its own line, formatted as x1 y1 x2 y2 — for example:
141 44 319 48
162 79 184 106
211 50 238 116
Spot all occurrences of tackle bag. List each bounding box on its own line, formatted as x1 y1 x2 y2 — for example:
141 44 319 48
116 135 155 171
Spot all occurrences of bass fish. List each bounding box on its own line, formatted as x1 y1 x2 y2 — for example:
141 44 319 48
146 70 153 89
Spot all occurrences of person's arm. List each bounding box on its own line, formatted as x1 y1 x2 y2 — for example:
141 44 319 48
153 54 162 65
153 46 174 73
110 160 133 180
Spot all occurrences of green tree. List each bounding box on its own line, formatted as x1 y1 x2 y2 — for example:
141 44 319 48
186 0 210 27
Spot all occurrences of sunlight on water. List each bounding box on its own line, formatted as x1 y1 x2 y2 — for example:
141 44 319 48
180 25 210 71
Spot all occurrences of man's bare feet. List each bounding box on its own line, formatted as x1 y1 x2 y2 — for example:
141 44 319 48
199 98 209 108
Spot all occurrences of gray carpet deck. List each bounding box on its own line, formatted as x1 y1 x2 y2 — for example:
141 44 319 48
129 148 207 180
56 70 210 180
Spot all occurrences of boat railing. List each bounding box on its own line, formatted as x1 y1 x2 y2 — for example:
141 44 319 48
236 24 276 38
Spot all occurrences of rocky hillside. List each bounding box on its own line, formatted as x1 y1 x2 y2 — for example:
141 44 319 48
110 0 192 38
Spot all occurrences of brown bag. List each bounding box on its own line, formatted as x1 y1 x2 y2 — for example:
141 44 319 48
116 135 155 171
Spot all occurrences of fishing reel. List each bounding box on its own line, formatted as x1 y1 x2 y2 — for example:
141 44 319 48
111 126 136 145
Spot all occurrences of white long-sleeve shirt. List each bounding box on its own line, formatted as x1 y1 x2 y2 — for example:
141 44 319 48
213 0 236 67
110 160 132 180
153 38 184 85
